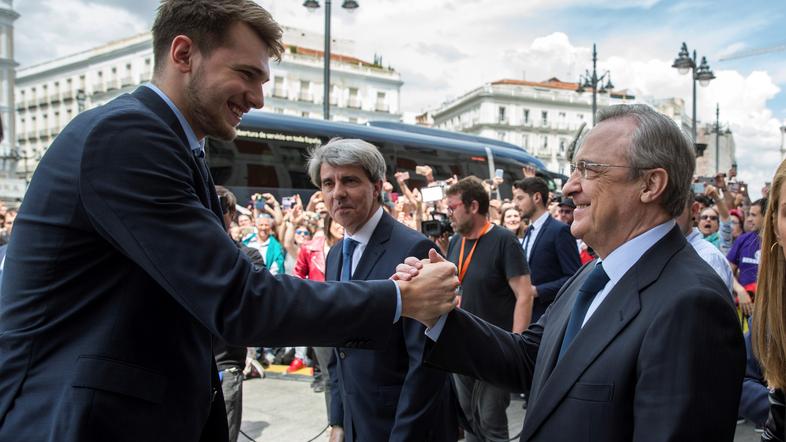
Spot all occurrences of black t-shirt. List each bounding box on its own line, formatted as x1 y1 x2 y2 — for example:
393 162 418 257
447 224 530 331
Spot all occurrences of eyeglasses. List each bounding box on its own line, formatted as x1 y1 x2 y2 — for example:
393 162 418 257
699 215 719 221
295 229 311 235
569 160 640 180
447 202 464 215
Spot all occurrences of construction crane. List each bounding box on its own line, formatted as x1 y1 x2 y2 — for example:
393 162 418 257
718 43 786 61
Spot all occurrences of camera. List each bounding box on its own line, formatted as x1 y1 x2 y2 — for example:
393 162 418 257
421 212 453 237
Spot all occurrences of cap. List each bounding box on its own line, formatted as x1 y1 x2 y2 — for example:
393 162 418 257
558 198 576 209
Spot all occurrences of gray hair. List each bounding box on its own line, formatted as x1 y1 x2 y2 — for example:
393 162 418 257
307 138 387 201
594 104 696 218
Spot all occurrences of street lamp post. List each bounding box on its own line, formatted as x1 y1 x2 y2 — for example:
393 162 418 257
576 44 614 126
672 42 715 144
303 0 358 121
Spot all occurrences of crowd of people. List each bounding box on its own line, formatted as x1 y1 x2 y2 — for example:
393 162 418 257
3 2 786 442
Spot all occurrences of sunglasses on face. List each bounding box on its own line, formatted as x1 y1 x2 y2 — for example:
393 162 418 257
295 229 311 235
700 215 719 221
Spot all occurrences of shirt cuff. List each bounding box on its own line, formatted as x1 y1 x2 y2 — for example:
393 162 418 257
425 314 448 341
393 280 402 323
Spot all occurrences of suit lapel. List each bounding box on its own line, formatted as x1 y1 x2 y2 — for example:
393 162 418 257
352 212 392 281
520 225 686 441
131 87 222 222
527 216 551 265
326 241 341 282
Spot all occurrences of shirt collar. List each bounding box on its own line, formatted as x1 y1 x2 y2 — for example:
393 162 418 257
600 219 675 286
686 227 702 243
143 83 205 155
531 210 550 230
345 206 384 246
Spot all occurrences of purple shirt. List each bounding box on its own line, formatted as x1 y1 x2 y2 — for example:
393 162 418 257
726 231 761 286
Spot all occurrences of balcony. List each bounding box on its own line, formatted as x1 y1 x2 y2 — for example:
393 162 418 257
140 71 152 82
375 102 389 112
50 93 61 104
273 88 287 99
329 95 338 106
121 76 134 87
347 97 361 109
92 82 106 93
298 92 313 102
106 80 120 91
37 97 49 107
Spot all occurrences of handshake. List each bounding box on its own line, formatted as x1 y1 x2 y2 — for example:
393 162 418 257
392 250 460 328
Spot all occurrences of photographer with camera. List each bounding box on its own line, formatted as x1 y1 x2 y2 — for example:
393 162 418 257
444 176 534 442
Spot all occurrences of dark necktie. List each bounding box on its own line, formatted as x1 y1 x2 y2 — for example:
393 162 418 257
558 262 610 361
193 148 209 185
522 225 534 259
341 238 359 281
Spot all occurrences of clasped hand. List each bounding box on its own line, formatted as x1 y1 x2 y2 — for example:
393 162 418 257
391 249 459 328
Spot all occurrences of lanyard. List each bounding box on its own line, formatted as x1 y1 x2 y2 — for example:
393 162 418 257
458 222 492 283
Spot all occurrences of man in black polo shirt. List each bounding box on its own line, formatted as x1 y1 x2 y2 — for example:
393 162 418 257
445 176 534 442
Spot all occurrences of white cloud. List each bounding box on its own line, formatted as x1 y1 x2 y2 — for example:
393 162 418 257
15 0 147 67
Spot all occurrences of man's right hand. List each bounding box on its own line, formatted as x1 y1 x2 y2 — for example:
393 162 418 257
396 249 459 327
328 426 344 442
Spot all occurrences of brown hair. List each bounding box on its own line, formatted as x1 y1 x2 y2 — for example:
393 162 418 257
754 158 786 389
446 176 490 216
152 0 284 76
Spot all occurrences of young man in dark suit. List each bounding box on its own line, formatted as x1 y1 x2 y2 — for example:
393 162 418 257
0 2 459 440
309 138 457 442
400 104 746 441
514 177 581 322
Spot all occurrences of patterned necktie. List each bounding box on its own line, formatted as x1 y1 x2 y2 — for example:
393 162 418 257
558 262 610 361
341 238 359 281
193 148 209 185
522 225 534 259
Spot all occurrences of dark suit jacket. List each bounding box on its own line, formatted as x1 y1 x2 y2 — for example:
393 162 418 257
527 216 581 321
326 212 457 442
0 87 397 442
426 225 746 441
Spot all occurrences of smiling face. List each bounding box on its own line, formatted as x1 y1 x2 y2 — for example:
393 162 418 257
320 163 381 235
183 22 270 140
562 117 657 258
698 207 720 236
503 208 522 231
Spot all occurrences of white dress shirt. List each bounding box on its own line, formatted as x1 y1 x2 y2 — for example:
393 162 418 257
685 227 734 302
343 206 384 277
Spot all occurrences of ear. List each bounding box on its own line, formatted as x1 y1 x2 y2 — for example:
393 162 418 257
639 168 669 205
373 180 383 200
170 35 197 74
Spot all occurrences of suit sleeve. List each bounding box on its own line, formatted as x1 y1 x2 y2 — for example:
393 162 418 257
77 113 396 348
390 238 452 441
534 224 580 304
327 348 343 426
424 305 547 394
632 286 745 441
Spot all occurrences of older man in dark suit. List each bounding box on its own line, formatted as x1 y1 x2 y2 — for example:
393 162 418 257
309 138 457 442
401 104 746 441
0 2 458 441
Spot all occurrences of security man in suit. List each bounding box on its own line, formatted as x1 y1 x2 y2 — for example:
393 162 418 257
399 103 746 441
0 2 459 440
514 177 581 322
309 138 457 442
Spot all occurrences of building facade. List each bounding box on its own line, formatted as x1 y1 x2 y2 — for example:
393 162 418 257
13 27 402 185
431 78 635 175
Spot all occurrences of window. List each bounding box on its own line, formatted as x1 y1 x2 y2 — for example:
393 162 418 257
498 106 507 123
375 91 387 111
523 109 530 124
541 110 548 126
558 112 566 120
542 136 548 152
522 134 529 149
559 138 566 155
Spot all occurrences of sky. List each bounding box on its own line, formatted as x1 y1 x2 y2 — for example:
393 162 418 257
13 0 786 199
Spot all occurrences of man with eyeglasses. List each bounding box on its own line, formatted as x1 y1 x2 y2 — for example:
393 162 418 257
444 176 534 442
400 104 745 441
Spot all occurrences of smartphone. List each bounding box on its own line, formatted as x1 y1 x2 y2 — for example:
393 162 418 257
728 182 740 193
691 182 706 194
495 169 504 179
281 196 294 210
415 166 430 176
400 171 410 181
255 200 266 210
421 186 445 203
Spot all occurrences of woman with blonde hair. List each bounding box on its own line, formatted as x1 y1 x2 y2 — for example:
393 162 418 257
753 158 786 439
